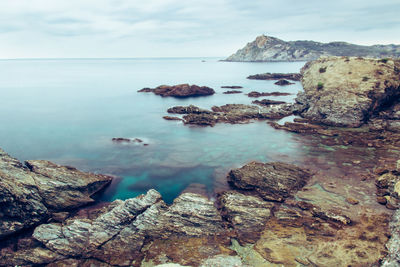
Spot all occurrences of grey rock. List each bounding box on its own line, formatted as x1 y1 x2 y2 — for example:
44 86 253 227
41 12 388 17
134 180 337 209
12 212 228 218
227 161 311 202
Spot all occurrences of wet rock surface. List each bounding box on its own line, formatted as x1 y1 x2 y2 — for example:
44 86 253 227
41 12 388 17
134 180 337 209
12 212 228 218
221 86 243 89
247 72 302 81
138 84 215 98
298 57 400 127
252 99 286 106
167 104 295 126
227 161 311 202
247 91 291 97
223 90 242 94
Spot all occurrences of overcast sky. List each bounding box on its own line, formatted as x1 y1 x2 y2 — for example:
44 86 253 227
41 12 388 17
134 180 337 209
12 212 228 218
0 0 399 58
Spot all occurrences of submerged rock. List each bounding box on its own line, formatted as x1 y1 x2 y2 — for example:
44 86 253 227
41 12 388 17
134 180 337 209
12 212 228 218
138 84 215 98
252 99 286 106
0 149 112 238
221 86 243 89
298 57 400 127
247 72 302 81
227 162 311 202
223 90 243 94
246 91 291 97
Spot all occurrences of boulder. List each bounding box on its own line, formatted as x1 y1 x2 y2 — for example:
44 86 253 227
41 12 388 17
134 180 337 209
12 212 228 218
25 160 113 210
227 162 311 202
221 86 243 89
138 84 215 98
0 148 112 238
298 57 400 127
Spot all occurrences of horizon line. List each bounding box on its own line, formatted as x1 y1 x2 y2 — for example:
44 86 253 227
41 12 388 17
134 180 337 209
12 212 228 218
0 56 225 61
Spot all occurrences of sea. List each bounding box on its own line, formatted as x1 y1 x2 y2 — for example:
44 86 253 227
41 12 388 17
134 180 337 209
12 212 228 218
0 57 351 203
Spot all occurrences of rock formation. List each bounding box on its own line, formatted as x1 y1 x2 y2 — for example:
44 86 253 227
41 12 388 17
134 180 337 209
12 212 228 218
167 104 294 126
247 72 301 81
252 99 286 106
227 161 311 202
296 57 400 127
225 35 400 62
223 90 242 94
246 91 291 97
0 149 112 238
138 84 215 98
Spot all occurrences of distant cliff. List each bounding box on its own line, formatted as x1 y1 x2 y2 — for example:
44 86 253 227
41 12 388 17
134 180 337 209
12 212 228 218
225 35 400 62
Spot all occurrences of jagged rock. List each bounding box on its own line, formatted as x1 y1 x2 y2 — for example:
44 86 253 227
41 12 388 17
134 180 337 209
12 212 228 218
268 121 337 136
25 160 112 210
225 35 400 62
298 57 400 127
382 209 400 267
138 84 215 98
200 255 246 267
221 86 243 89
0 149 112 238
223 90 242 94
166 104 294 127
274 79 294 86
247 72 301 81
2 190 227 266
112 137 131 142
167 105 212 114
227 162 311 202
246 91 291 98
218 191 274 242
252 99 286 106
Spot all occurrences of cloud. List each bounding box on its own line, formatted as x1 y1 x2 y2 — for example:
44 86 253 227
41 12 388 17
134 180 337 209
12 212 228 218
0 0 398 58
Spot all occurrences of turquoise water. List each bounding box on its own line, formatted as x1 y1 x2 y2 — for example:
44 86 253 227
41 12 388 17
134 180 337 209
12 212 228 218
0 58 308 203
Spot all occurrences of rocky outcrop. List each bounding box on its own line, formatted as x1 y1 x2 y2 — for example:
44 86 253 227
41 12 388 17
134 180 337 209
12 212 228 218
1 190 229 267
25 160 113 210
138 84 215 98
246 91 291 97
297 57 400 127
218 191 274 242
0 149 112 238
247 72 301 81
382 209 400 266
227 162 311 202
225 35 400 62
167 104 295 126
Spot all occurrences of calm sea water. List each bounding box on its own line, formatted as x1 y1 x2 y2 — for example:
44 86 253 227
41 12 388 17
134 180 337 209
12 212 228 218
0 58 312 203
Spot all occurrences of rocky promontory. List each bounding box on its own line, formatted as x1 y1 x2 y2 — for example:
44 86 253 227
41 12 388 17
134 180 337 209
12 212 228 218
295 57 400 127
225 35 400 62
138 84 215 98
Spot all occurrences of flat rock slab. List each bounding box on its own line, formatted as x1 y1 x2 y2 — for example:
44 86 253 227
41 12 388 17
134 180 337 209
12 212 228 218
227 162 311 202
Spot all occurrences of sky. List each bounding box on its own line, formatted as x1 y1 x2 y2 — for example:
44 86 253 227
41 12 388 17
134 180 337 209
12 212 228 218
0 0 399 58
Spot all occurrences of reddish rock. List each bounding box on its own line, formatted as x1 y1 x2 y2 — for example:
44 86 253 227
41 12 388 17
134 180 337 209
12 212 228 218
247 91 291 98
138 84 215 98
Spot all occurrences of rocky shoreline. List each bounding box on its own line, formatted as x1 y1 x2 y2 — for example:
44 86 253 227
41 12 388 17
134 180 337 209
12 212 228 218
1 56 400 266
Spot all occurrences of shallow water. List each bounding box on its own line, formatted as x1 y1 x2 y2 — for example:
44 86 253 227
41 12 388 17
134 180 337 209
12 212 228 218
0 57 367 203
